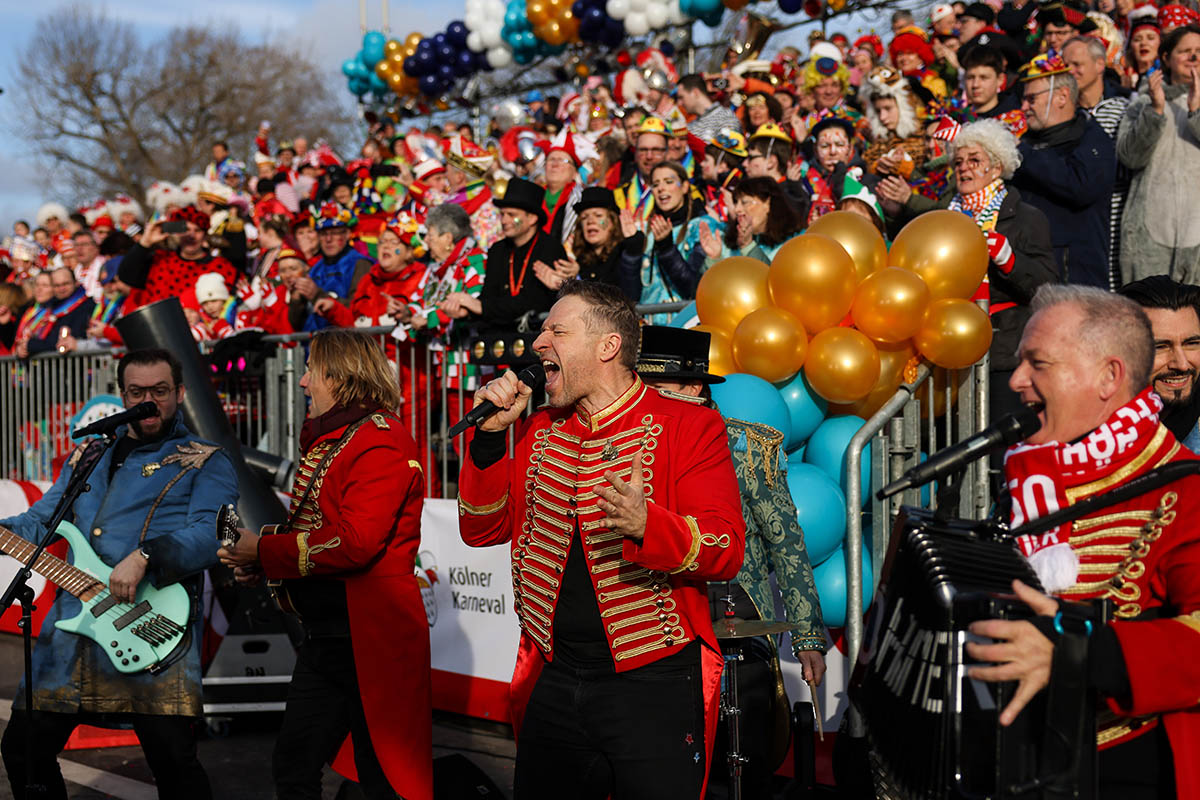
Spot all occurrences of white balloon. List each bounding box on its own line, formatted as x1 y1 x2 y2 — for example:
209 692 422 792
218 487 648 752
467 31 485 51
465 0 483 14
465 12 484 30
606 0 631 19
482 26 502 48
646 2 668 27
624 10 649 34
487 46 513 68
629 0 647 11
668 0 687 22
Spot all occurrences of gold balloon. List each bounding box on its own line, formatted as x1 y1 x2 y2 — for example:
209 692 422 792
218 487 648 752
696 257 771 334
388 74 408 93
913 299 994 369
768 233 857 335
851 267 931 344
829 341 915 418
405 32 424 48
539 19 567 45
806 211 888 284
890 210 989 300
402 44 417 57
385 39 402 56
805 328 881 404
376 60 395 79
527 0 552 24
695 324 736 376
390 51 405 66
731 307 809 384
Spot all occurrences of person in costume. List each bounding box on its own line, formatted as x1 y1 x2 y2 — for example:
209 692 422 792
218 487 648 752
119 207 239 306
858 65 932 176
219 330 431 800
565 187 624 288
442 135 504 251
796 116 862 224
1 348 238 799
457 280 746 800
473 177 566 330
697 129 747 223
617 161 720 322
541 131 592 246
970 285 1200 798
19 266 96 357
303 202 375 324
889 25 950 98
636 325 826 799
615 116 673 221
797 42 865 139
697 176 805 266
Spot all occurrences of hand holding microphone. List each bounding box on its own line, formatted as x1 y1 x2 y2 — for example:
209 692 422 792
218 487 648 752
452 364 546 437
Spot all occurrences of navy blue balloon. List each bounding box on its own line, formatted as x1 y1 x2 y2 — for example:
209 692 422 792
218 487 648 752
418 48 437 74
419 74 440 95
778 0 804 11
572 0 586 15
433 32 446 47
447 21 469 47
660 40 675 56
438 43 457 64
437 64 456 83
404 55 421 76
455 49 476 76
605 16 624 33
417 37 434 52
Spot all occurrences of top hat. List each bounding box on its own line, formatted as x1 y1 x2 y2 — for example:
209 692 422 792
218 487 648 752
493 177 548 225
637 325 726 385
574 186 619 215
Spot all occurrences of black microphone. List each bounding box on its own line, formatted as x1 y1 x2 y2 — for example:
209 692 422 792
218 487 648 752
876 404 1043 500
448 363 546 438
71 402 159 439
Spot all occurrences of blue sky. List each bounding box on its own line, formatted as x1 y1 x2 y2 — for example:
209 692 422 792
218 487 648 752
0 0 896 235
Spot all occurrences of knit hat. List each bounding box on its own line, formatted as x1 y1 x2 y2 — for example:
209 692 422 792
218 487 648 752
853 34 885 60
931 3 956 23
889 26 936 67
195 272 230 304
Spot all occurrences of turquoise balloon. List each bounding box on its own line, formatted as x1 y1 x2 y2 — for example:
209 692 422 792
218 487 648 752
787 444 806 466
785 463 845 566
712 374 791 443
362 31 387 67
776 372 828 451
813 543 873 628
805 415 871 506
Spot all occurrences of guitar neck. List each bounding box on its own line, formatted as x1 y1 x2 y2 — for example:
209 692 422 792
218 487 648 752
0 526 105 600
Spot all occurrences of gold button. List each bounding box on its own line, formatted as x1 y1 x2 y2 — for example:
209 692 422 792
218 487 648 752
92 527 102 537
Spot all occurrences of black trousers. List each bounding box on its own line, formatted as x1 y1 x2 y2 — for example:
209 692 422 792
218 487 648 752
0 709 210 800
513 653 707 800
705 638 777 799
273 635 397 800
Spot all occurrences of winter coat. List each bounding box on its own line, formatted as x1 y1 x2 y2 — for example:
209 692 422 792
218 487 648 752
1011 111 1116 288
1117 83 1200 284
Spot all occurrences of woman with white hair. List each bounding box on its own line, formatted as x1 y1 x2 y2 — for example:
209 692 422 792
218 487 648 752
949 119 1059 421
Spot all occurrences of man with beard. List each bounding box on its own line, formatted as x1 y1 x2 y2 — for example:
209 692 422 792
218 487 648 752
1119 275 1200 451
457 281 745 799
0 348 238 799
119 207 238 305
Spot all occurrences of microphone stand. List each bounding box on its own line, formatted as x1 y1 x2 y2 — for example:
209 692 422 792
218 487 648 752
0 433 119 799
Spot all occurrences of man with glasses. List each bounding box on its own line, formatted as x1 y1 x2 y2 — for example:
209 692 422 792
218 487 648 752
20 266 95 357
615 117 672 220
1010 53 1115 288
0 347 238 799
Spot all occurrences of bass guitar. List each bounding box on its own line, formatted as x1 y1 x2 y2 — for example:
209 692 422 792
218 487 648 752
0 522 191 674
216 504 297 615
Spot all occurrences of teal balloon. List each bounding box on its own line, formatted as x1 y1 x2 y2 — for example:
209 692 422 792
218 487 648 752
813 544 873 628
341 58 360 78
787 444 806 466
362 31 387 67
712 374 791 442
368 73 389 95
776 372 828 450
805 415 871 506
786 463 845 566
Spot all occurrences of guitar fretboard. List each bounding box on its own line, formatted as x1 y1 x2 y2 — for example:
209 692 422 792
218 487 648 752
0 526 105 599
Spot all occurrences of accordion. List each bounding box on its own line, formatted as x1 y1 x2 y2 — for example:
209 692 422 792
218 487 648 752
853 509 1095 799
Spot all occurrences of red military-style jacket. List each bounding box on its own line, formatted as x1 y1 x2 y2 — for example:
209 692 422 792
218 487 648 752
457 377 746 795
1055 424 1200 797
258 410 432 800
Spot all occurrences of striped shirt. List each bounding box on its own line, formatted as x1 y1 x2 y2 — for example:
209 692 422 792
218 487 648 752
1086 94 1131 290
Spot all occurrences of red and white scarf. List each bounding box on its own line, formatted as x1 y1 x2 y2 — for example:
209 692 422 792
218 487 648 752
1004 389 1163 593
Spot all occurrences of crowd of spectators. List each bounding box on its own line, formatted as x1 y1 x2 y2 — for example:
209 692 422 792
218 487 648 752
2 0 1198 374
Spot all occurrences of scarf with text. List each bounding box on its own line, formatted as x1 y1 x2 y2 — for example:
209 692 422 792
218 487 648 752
1003 388 1163 593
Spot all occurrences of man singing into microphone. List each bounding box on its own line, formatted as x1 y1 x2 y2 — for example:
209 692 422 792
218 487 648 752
968 285 1200 797
457 281 746 799
0 348 238 799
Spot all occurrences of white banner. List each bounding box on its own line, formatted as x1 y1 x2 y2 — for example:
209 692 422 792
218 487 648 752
418 499 520 684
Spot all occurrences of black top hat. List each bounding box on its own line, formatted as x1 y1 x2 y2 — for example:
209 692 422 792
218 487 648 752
637 326 726 385
574 186 619 216
493 177 547 225
960 2 996 23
